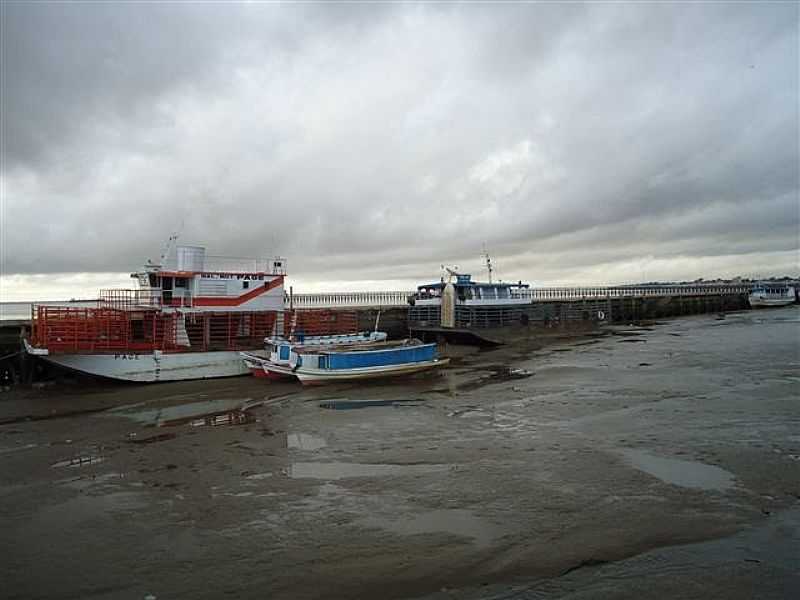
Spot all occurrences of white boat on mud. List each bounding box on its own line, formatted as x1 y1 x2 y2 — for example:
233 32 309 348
289 339 449 385
25 243 289 382
748 283 797 308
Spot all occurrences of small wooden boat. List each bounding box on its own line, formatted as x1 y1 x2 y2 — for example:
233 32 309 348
289 339 449 385
240 331 388 381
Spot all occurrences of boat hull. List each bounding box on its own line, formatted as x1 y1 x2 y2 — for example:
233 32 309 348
38 349 267 383
748 297 795 308
239 352 297 381
294 358 450 385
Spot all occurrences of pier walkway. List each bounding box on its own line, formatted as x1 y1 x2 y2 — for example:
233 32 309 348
289 283 754 309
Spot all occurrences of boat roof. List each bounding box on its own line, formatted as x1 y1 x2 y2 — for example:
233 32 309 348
417 276 529 290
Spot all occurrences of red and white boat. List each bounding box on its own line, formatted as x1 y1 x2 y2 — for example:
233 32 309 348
25 244 291 382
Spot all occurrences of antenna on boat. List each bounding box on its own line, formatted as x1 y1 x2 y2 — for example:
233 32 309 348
159 231 181 265
443 266 460 283
482 246 493 284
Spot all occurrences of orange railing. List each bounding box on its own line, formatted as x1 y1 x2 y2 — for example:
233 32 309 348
30 305 282 354
31 305 176 353
283 309 360 338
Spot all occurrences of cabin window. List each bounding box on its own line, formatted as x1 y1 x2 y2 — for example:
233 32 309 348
279 346 290 360
148 274 158 288
242 281 249 289
175 278 187 288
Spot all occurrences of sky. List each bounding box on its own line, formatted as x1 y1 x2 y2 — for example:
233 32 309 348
1 1 798 301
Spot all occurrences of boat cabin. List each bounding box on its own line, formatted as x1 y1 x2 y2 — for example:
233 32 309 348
412 273 530 307
126 245 288 313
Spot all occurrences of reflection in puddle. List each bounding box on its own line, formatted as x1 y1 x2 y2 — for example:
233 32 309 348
319 399 425 410
359 509 501 547
288 462 450 480
620 448 735 491
114 398 260 427
287 433 327 451
51 455 105 468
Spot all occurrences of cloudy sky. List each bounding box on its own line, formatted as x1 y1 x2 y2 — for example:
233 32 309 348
1 2 798 301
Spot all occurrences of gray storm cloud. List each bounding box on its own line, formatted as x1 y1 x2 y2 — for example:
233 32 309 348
1 2 798 290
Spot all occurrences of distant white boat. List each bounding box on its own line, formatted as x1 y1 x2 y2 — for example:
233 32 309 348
748 283 796 308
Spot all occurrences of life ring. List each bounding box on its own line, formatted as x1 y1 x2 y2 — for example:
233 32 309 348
597 310 606 321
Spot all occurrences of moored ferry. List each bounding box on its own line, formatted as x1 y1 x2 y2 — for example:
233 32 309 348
25 244 288 381
748 283 797 308
408 261 533 330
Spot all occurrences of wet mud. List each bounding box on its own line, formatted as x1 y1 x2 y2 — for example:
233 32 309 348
1 308 799 599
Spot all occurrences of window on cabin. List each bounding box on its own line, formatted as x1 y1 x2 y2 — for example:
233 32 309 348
175 278 187 288
243 281 249 289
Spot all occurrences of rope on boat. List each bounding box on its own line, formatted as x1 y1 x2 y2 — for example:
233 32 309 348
0 350 23 362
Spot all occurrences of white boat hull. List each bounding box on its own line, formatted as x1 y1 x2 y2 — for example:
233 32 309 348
294 358 450 385
38 349 267 382
748 296 795 308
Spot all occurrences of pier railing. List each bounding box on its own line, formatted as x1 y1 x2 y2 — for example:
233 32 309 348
289 291 413 309
289 284 752 308
513 283 753 301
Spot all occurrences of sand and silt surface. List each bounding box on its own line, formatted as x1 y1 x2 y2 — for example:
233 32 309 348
1 308 798 599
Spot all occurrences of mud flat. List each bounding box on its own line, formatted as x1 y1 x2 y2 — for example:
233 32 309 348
0 308 798 599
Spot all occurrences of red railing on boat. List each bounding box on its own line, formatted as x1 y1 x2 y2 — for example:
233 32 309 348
284 309 359 338
30 305 362 354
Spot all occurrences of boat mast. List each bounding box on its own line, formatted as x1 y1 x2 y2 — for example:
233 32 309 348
482 246 493 284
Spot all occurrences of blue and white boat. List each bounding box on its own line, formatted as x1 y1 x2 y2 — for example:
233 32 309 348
240 331 388 380
289 339 449 385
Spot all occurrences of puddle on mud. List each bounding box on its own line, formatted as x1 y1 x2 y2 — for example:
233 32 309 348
287 433 327 450
37 491 147 527
287 462 451 480
245 472 274 480
319 399 426 410
620 448 735 491
127 432 177 445
358 509 502 547
114 398 261 427
61 472 127 491
0 443 38 455
486 366 534 381
451 366 535 392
